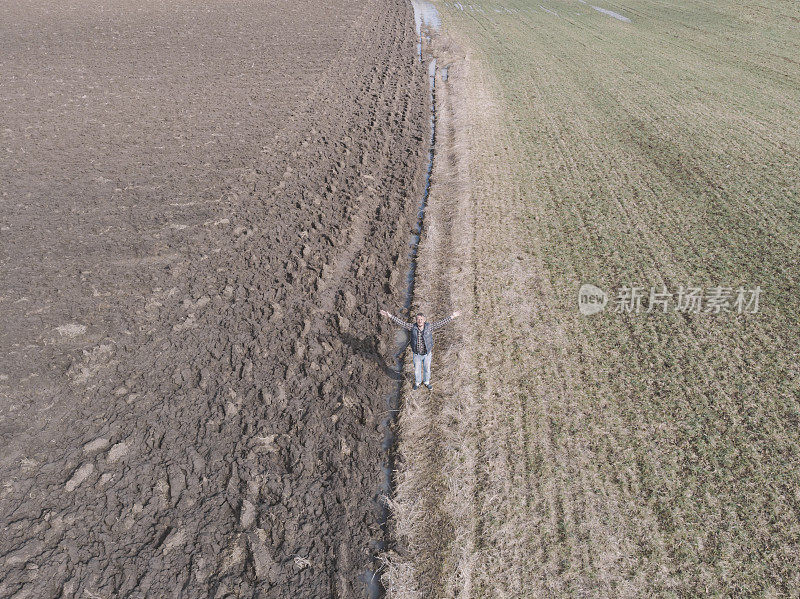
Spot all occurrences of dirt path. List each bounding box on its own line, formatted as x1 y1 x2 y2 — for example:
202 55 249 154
0 1 429 597
385 33 476 597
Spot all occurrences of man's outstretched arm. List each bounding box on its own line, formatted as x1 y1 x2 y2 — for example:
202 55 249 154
431 310 461 330
379 309 413 330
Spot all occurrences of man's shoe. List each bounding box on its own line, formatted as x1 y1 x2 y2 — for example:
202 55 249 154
412 383 419 390
424 382 432 391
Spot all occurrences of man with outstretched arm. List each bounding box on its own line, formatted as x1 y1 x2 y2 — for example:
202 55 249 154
379 308 460 391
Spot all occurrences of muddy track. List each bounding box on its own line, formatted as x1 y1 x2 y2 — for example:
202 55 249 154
386 30 483 597
0 1 428 597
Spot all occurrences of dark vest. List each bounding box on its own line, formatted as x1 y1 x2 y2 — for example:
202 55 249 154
409 322 434 355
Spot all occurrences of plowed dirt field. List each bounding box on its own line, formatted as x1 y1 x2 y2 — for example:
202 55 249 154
0 0 428 596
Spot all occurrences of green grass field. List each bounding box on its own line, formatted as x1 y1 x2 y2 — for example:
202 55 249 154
389 1 800 596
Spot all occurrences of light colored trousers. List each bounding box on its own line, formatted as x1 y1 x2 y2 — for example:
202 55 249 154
412 351 432 386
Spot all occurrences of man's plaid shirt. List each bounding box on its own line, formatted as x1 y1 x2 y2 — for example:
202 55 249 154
386 313 454 355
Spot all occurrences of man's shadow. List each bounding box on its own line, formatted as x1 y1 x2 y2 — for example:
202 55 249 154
338 332 407 381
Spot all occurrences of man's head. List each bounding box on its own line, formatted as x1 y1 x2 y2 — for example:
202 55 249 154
415 313 426 328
